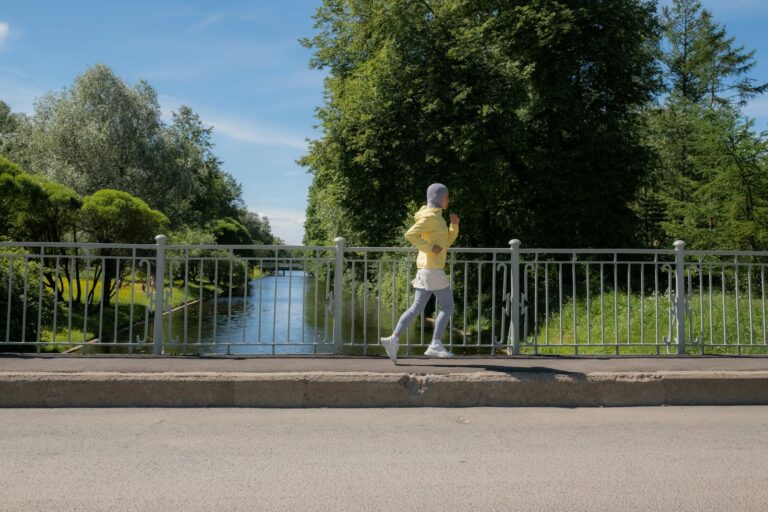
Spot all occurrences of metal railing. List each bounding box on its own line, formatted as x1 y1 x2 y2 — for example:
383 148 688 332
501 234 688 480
2 236 768 356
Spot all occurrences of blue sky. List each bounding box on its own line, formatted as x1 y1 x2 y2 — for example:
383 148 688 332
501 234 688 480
1 1 768 244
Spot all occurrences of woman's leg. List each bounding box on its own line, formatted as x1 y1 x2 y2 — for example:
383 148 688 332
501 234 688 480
431 286 455 342
392 288 431 338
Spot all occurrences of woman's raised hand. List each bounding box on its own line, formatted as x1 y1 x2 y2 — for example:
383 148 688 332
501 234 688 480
450 213 460 225
431 245 443 255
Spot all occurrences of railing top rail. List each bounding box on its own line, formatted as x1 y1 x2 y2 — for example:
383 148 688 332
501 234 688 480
0 241 158 249
519 248 676 255
164 244 334 251
3 239 768 259
685 249 768 257
0 241 335 251
346 246 510 254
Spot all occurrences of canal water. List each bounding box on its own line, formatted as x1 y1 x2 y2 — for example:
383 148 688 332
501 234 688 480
154 271 422 355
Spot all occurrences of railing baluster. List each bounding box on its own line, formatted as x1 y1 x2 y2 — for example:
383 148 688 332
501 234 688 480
572 253 577 351
509 240 521 355
640 263 644 345
613 254 618 353
362 252 368 352
184 249 189 345
586 262 590 345
558 262 563 345
128 250 136 351
36 247 44 351
114 256 120 344
153 235 167 355
243 258 249 346
762 264 767 345
600 262 605 346
3 256 12 343
21 256 29 344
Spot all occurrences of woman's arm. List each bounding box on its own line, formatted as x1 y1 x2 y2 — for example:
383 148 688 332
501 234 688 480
405 217 435 253
448 214 459 244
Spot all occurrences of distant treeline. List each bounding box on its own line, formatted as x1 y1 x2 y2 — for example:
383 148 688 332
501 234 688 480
0 64 279 250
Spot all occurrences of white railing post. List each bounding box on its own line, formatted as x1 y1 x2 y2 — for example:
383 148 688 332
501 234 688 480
673 240 686 355
509 239 521 355
333 237 345 350
153 234 167 355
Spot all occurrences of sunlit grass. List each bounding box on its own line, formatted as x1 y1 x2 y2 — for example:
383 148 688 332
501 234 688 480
523 289 768 355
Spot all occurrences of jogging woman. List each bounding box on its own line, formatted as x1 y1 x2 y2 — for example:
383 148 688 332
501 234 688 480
380 183 459 363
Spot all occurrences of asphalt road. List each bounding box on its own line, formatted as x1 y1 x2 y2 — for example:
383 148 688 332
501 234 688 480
2 407 768 511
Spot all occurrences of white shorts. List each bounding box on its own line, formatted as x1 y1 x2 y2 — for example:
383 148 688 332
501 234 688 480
411 268 450 291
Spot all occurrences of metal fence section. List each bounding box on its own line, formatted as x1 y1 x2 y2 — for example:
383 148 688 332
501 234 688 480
2 237 768 355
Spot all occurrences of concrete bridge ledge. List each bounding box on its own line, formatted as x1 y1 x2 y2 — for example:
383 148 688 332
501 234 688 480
1 370 767 408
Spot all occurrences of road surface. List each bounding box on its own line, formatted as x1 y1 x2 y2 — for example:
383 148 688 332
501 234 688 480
2 407 767 511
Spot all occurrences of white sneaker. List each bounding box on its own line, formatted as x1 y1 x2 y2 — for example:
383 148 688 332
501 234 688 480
424 342 454 358
380 337 399 363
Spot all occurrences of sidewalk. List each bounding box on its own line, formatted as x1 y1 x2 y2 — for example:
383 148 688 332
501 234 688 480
4 353 768 373
2 354 768 407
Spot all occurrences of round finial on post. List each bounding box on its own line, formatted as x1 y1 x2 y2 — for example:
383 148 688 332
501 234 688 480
509 239 521 249
673 240 685 250
155 234 167 244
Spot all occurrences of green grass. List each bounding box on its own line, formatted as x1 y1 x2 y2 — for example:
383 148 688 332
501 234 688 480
523 289 768 355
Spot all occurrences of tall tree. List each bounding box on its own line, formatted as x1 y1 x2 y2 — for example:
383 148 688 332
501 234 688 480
18 64 163 198
661 0 768 107
503 0 661 247
659 107 768 250
161 106 244 228
301 0 660 248
9 65 247 230
641 0 768 249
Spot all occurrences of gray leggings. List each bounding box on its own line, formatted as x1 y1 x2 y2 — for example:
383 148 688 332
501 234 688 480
393 287 454 341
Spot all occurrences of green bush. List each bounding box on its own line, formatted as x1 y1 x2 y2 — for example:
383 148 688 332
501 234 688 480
0 251 63 347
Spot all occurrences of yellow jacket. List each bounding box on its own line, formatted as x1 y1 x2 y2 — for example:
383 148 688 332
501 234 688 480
405 205 459 269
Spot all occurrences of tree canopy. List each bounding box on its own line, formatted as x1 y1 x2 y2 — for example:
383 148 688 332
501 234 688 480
301 0 661 248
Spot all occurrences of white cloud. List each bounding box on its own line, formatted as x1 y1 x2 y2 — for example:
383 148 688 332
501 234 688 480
158 94 183 123
189 12 228 30
257 208 306 245
186 8 276 31
0 79 43 114
0 21 10 51
158 94 308 150
208 117 308 150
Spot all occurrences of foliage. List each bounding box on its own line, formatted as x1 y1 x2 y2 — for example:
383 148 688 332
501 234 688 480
80 189 168 244
639 0 768 250
239 210 275 244
207 217 253 246
301 0 661 249
0 156 82 242
660 107 768 250
163 106 245 227
0 250 63 346
80 189 169 305
660 0 768 108
3 65 251 232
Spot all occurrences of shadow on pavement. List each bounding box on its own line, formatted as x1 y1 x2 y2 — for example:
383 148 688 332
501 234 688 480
395 362 585 376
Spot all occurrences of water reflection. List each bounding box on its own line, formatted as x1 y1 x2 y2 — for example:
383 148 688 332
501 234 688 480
158 271 419 355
